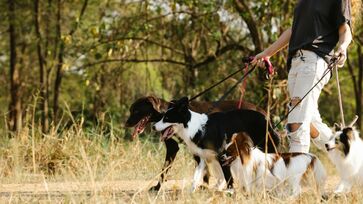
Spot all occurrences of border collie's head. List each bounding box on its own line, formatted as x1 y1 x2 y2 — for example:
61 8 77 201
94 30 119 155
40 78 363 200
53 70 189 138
153 97 191 141
125 96 165 140
126 96 164 127
326 127 360 156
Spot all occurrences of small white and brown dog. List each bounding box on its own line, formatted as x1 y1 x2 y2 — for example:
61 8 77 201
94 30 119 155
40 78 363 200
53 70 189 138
325 117 363 193
223 132 326 196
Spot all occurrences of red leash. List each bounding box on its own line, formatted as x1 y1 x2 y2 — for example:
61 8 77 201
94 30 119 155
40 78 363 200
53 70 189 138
237 57 274 109
237 64 249 109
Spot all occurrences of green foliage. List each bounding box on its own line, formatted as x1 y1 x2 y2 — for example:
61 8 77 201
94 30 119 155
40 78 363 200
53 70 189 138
0 0 361 133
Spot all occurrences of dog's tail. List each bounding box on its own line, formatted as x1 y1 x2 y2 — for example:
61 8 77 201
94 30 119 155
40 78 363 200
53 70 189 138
312 156 327 193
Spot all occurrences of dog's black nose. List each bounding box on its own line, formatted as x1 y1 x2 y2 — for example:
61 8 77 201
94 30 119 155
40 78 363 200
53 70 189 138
152 125 156 131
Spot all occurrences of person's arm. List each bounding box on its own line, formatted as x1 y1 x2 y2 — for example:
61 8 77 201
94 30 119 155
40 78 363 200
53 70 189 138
335 23 352 67
252 27 292 66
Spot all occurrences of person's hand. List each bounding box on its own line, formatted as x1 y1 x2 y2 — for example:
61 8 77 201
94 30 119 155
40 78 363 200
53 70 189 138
251 51 270 68
334 47 347 68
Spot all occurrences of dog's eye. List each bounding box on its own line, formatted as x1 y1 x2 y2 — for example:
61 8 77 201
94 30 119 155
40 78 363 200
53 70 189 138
164 116 169 120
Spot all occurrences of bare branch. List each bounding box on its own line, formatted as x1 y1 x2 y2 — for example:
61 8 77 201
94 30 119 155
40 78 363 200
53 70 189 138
234 0 262 52
98 37 184 55
78 58 187 70
69 0 88 36
193 43 248 69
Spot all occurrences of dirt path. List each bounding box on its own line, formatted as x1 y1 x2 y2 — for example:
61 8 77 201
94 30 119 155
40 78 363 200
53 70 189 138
0 176 339 197
0 179 186 198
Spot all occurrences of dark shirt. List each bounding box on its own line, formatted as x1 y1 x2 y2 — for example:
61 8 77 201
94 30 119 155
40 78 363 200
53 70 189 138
288 0 351 68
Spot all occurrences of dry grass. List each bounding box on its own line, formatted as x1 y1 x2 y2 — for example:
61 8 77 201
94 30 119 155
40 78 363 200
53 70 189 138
0 117 362 203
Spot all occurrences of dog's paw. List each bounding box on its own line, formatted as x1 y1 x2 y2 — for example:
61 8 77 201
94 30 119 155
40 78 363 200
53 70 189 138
321 193 329 201
224 188 235 197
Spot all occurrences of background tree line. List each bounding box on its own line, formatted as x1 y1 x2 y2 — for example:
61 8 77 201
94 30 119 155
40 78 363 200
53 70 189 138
1 0 362 137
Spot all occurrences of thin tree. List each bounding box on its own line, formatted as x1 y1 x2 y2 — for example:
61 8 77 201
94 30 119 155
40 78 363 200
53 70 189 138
7 0 22 134
34 0 49 133
53 0 88 124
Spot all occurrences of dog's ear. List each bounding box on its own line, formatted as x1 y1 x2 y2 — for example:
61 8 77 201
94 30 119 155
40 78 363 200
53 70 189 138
178 97 189 106
233 132 252 165
334 123 342 132
176 96 189 110
231 133 238 143
242 133 253 155
146 96 161 112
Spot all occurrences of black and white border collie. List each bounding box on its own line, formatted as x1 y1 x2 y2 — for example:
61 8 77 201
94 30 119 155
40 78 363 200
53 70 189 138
224 132 326 196
325 117 363 193
153 97 280 191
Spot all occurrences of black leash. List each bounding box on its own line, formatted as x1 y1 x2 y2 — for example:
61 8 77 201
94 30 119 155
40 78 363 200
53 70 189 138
273 56 340 129
208 64 257 113
189 57 255 102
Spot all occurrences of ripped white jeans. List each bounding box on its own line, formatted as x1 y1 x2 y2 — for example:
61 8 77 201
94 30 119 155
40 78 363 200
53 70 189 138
287 50 332 153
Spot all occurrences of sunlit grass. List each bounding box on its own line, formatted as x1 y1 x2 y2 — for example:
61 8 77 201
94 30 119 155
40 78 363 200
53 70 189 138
0 117 361 203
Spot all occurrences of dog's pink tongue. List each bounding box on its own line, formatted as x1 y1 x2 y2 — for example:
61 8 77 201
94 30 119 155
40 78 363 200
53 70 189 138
131 121 144 140
131 116 150 140
131 123 142 140
161 127 173 141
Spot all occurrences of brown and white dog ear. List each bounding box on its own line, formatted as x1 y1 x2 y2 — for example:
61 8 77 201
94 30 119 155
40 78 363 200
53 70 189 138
243 134 254 155
147 96 161 112
231 133 238 143
237 132 253 164
334 123 342 132
225 133 238 153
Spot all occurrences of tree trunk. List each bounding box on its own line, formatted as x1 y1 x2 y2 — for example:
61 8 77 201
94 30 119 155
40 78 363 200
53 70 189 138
53 0 64 124
34 0 49 133
234 0 263 52
7 0 22 134
53 0 88 124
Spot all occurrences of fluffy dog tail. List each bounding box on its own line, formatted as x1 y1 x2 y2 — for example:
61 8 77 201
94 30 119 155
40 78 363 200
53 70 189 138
312 156 327 193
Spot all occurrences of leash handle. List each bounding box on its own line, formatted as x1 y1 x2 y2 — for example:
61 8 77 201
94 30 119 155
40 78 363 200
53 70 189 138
263 58 274 75
242 56 255 64
263 58 274 79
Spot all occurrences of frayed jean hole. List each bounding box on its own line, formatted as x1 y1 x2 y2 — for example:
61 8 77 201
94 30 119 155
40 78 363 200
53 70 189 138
289 97 301 107
286 123 302 133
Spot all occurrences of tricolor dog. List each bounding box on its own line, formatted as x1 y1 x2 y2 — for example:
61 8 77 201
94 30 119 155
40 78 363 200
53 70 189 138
223 132 326 196
153 97 280 191
325 117 363 193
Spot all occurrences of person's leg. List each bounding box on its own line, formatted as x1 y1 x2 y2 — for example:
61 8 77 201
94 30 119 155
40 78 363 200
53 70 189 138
309 58 332 148
311 108 333 149
287 50 330 153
